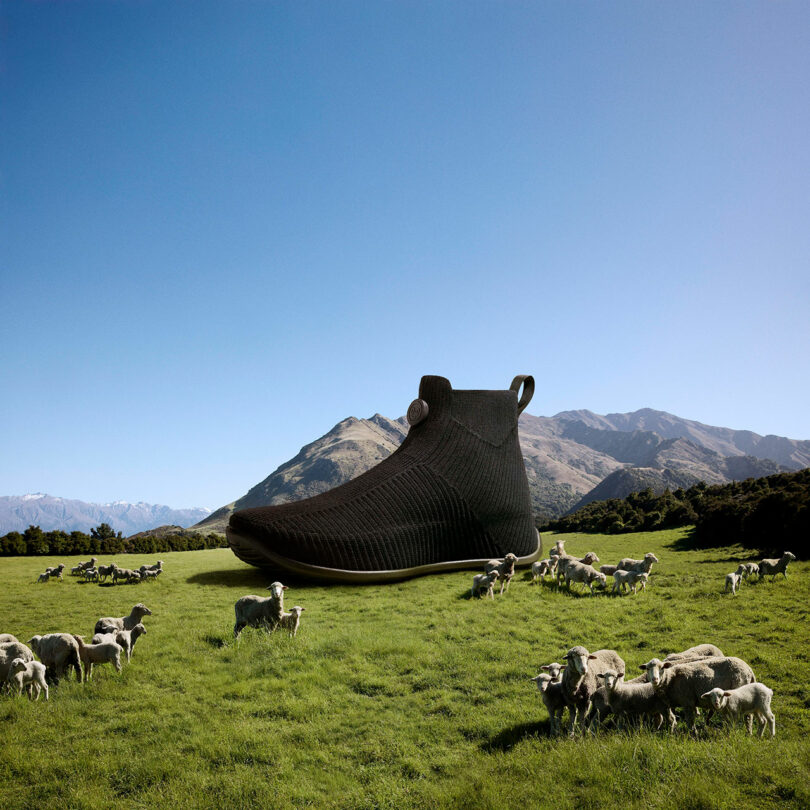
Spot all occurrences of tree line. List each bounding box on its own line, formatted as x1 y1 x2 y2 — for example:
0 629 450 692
0 522 227 557
539 468 810 559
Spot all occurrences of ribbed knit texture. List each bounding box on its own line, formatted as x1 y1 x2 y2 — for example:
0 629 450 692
228 375 537 572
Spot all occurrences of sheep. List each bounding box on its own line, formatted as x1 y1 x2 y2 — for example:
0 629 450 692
92 623 147 663
83 567 99 582
484 553 519 594
664 644 724 663
44 563 65 580
564 560 607 595
700 683 776 738
278 606 305 637
27 634 82 683
578 552 600 566
71 564 84 576
94 603 152 635
612 570 649 594
471 570 499 599
599 564 618 577
759 552 796 581
37 571 51 583
639 656 756 731
71 635 123 682
112 566 139 585
594 669 677 731
530 673 566 735
744 562 760 579
531 559 557 582
617 553 659 575
139 560 164 575
141 568 161 580
0 634 19 645
724 572 741 595
560 646 625 736
234 581 287 638
548 539 565 559
73 557 97 574
96 563 117 583
7 658 48 701
540 662 565 683
587 672 650 729
735 564 748 581
0 642 35 689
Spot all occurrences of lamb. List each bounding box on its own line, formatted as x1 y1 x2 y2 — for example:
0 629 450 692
37 571 51 583
735 564 748 581
139 560 164 575
234 581 288 637
7 658 49 701
664 644 724 663
471 570 499 599
617 553 659 574
0 641 35 688
72 635 123 682
278 606 305 637
539 662 565 683
94 603 152 635
564 560 607 594
530 673 566 735
71 564 84 576
599 564 618 577
27 634 82 683
594 669 676 731
92 623 146 662
531 559 557 582
73 557 97 574
700 683 776 738
560 646 625 735
744 562 759 579
612 570 649 594
141 568 161 580
639 656 756 731
724 572 741 595
484 553 519 594
759 552 796 580
44 563 65 580
548 539 565 559
587 672 650 729
83 567 99 582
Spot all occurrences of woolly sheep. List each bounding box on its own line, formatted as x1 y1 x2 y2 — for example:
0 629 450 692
234 581 287 637
744 562 759 579
599 564 618 577
759 552 796 580
617 553 659 574
27 634 82 683
561 646 625 736
639 656 755 731
37 571 50 583
725 572 741 595
97 563 117 583
83 567 99 582
578 552 600 565
0 634 19 645
112 567 139 585
700 683 776 738
548 540 565 558
70 564 84 576
7 658 48 701
94 604 152 635
530 673 566 735
612 570 649 594
92 623 147 663
44 564 65 580
74 557 97 574
564 560 607 595
664 644 724 663
72 635 123 682
531 559 557 582
595 669 676 731
139 560 164 574
0 641 35 687
540 662 565 683
484 553 519 595
141 569 161 580
471 571 499 600
279 606 305 637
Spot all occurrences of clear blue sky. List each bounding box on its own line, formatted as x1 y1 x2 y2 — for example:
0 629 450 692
2 1 808 510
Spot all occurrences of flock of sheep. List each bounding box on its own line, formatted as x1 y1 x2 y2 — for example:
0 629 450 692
471 539 659 598
724 551 797 595
0 602 152 701
36 558 165 585
531 643 776 738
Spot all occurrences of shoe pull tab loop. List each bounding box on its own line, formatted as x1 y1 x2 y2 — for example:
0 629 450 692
510 375 535 415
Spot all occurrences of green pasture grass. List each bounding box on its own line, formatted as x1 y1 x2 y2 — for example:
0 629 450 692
1 530 809 808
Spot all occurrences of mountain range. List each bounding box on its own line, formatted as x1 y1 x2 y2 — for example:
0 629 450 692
192 407 810 534
0 494 210 536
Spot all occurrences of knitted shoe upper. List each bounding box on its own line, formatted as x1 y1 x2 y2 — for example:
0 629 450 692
228 375 537 572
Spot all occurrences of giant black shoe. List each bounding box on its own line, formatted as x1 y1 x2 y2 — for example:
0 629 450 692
227 374 542 582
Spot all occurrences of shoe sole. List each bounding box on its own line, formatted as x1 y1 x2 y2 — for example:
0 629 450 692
226 528 543 583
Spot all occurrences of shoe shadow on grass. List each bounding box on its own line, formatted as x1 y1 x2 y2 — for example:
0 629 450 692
186 568 289 588
479 719 552 752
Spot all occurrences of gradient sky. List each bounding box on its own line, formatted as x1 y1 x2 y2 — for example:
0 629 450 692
2 1 809 511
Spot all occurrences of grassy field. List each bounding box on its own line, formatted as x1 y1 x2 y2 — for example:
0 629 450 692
1 528 809 809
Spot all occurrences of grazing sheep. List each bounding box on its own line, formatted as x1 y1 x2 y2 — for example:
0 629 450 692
7 658 48 701
759 552 796 581
279 606 305 637
0 642 35 688
594 669 676 731
72 635 123 682
612 570 649 594
531 559 557 582
617 553 659 575
92 623 147 663
44 564 65 580
639 656 756 731
484 553 519 594
725 572 741 595
744 562 759 579
471 570 499 600
564 560 607 595
27 634 82 683
560 646 625 736
94 604 152 635
664 644 724 663
37 571 50 583
701 683 776 738
234 581 287 637
599 564 618 577
530 673 566 735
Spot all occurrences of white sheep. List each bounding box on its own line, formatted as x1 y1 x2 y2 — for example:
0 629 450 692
139 560 164 575
471 570 499 599
531 559 556 582
27 634 82 683
141 569 161 580
759 552 796 581
70 564 84 576
664 644 724 663
484 553 519 594
1 641 35 688
539 662 565 683
617 553 659 574
599 564 618 577
94 604 152 635
725 572 741 595
594 669 676 731
37 571 51 583
530 673 566 735
44 564 65 580
560 646 625 736
83 567 99 582
564 560 607 595
548 539 565 559
744 562 759 579
612 570 649 594
71 635 123 682
234 581 287 637
96 563 117 583
700 683 776 738
7 658 49 701
0 634 19 645
92 623 147 663
278 606 305 637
